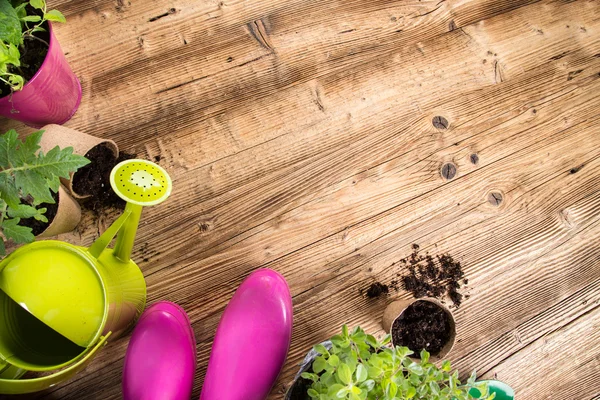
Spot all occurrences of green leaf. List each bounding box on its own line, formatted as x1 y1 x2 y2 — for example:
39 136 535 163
0 129 18 168
15 130 42 163
336 387 350 398
328 354 340 367
7 203 38 218
337 363 352 385
7 73 24 90
14 168 55 204
342 325 349 338
13 2 26 18
2 218 34 243
405 386 417 398
0 174 20 207
420 349 430 364
386 381 398 398
407 362 423 376
327 384 345 397
467 370 477 386
301 372 319 382
29 0 44 10
315 344 330 357
20 15 41 22
441 360 451 372
355 364 367 383
0 0 22 45
0 129 88 206
365 335 379 348
44 9 65 23
313 357 327 374
361 379 374 392
307 388 319 399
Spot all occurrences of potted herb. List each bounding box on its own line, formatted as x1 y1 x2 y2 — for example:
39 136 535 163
382 298 456 361
285 325 494 400
0 0 80 127
0 129 89 255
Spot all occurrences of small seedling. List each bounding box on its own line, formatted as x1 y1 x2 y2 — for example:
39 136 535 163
301 325 494 400
0 129 89 255
0 0 66 91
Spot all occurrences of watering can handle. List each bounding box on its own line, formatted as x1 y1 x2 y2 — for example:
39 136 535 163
0 333 111 395
89 210 132 259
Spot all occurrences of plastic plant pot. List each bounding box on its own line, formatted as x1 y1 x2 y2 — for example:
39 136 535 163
0 23 81 128
382 297 456 362
470 380 515 399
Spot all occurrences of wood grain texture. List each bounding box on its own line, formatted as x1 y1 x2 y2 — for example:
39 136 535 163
1 0 599 399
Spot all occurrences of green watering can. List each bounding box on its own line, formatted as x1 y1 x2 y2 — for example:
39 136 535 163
0 159 172 395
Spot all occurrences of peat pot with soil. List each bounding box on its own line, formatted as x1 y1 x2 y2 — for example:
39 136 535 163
0 0 80 127
284 325 495 400
38 124 136 214
382 297 456 362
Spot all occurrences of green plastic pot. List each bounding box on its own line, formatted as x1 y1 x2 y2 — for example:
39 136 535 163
0 159 172 394
470 380 515 399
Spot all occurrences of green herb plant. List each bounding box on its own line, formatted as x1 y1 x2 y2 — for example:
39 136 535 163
0 0 66 91
0 129 89 255
301 326 495 400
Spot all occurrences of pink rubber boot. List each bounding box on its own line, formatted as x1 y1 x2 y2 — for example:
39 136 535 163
200 269 293 400
122 302 197 400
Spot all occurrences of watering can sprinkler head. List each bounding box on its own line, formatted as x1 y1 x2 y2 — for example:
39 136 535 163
110 159 172 207
89 159 172 262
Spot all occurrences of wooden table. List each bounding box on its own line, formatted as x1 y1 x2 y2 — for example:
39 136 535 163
1 0 599 398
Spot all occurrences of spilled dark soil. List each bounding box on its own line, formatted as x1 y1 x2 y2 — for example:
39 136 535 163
362 244 468 307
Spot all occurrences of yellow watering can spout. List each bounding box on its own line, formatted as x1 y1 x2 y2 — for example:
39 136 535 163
89 159 172 262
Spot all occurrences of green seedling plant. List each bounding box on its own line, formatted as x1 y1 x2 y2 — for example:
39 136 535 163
301 326 495 400
0 129 89 255
0 0 66 91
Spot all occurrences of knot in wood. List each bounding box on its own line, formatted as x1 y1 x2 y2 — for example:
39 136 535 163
432 116 449 129
441 163 457 180
470 154 479 165
488 192 503 206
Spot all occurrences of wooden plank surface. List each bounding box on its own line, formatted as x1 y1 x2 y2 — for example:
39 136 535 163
1 0 599 398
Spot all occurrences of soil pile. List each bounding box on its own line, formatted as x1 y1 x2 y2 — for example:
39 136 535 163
362 244 468 307
365 282 389 299
400 244 466 307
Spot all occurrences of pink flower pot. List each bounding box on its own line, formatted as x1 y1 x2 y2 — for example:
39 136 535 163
0 23 81 128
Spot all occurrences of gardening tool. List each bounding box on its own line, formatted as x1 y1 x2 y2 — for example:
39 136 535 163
200 269 293 400
122 302 196 400
0 159 172 395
